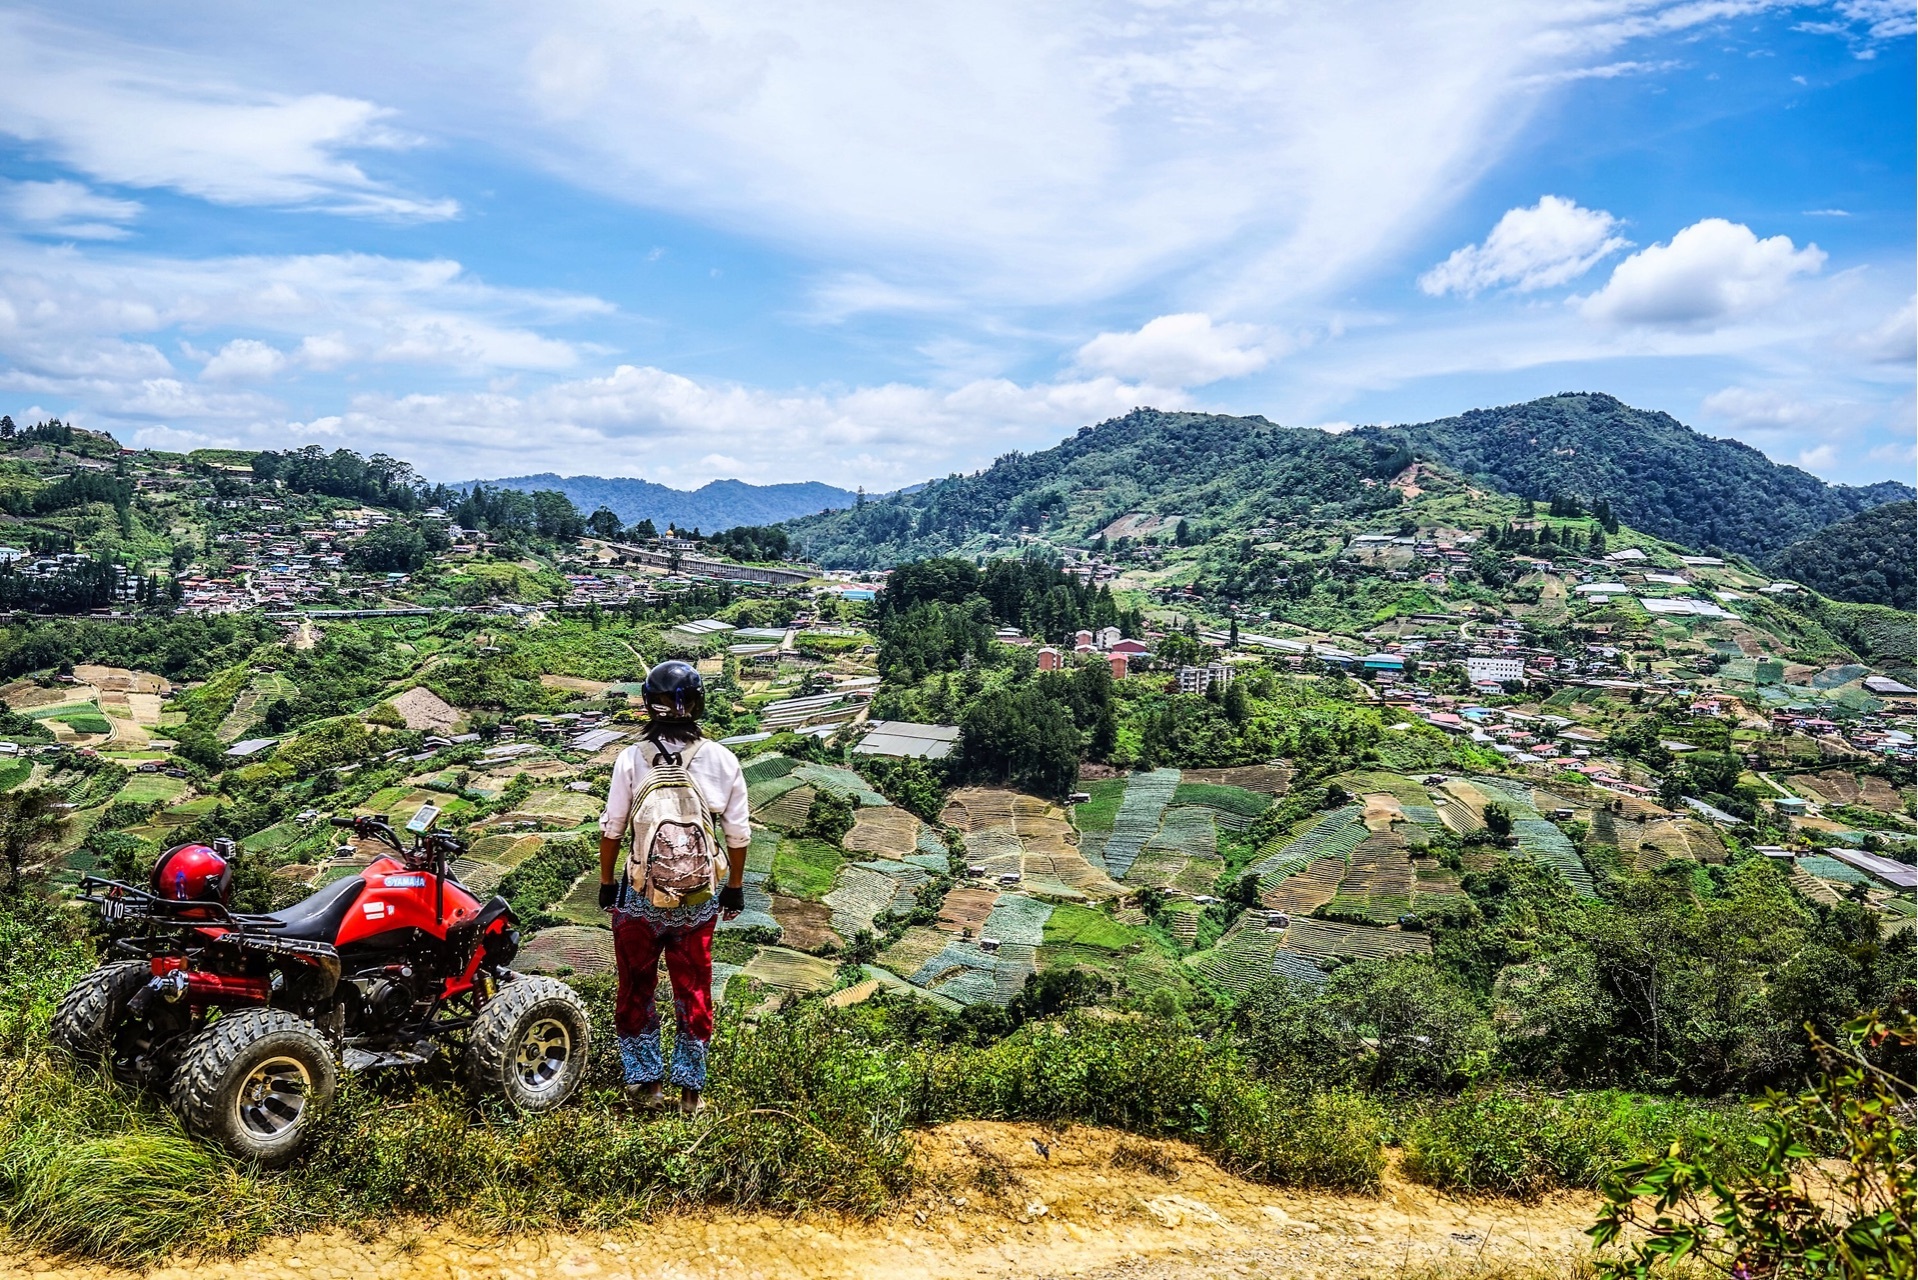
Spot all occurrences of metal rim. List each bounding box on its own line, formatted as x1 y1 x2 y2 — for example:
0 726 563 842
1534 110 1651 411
514 1015 572 1095
234 1055 311 1139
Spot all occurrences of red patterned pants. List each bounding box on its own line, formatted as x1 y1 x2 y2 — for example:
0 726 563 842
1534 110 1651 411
611 911 715 1087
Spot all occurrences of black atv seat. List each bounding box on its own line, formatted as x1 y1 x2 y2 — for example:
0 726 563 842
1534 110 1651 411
265 874 366 943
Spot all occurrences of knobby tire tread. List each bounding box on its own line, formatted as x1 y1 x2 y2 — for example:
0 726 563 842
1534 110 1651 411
50 961 148 1063
168 1007 333 1146
464 976 589 1104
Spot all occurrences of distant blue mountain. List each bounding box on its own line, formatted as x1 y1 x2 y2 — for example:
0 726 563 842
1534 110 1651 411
455 474 860 532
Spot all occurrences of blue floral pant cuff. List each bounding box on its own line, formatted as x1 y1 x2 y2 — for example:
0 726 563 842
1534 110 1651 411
617 1031 709 1090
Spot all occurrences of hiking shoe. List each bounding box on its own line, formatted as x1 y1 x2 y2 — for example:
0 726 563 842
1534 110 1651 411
626 1082 669 1111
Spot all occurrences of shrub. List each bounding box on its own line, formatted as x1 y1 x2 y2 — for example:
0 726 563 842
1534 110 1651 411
1404 1088 1760 1198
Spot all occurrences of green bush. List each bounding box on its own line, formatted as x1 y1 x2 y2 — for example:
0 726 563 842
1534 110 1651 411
906 1014 1384 1191
1402 1088 1759 1198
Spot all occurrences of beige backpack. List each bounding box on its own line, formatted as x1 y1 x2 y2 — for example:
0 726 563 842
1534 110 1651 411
625 739 722 909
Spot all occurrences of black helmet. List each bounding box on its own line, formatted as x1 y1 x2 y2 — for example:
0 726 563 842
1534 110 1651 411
641 659 705 723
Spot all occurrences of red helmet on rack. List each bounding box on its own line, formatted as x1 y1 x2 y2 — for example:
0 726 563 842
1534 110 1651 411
151 843 233 909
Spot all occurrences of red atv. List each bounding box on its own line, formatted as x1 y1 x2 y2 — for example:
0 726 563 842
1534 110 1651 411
53 809 592 1164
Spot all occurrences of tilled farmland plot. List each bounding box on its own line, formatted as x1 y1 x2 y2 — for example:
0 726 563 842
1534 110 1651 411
878 924 951 976
941 787 1020 831
1281 916 1434 961
740 946 838 994
770 896 840 949
516 925 615 976
937 886 1000 934
1179 763 1292 794
1262 854 1347 915
843 805 925 859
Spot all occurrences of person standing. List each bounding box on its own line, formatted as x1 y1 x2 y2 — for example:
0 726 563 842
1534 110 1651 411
597 659 749 1115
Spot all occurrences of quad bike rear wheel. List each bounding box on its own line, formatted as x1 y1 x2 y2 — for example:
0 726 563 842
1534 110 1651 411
50 961 150 1066
464 976 591 1112
169 1008 336 1166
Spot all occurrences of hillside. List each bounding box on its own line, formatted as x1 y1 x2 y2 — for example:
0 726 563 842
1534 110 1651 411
1357 393 1912 561
457 473 858 532
789 408 1412 568
1766 500 1916 610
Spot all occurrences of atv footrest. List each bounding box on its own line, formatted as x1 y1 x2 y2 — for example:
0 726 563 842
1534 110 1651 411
342 1045 434 1072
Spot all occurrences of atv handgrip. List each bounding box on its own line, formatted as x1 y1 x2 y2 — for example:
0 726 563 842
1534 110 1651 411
330 816 358 829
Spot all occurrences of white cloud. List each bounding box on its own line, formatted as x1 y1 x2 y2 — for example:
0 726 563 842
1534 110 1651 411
1579 218 1825 328
201 338 287 382
1834 0 1917 39
1074 313 1274 386
1855 298 1915 365
1796 443 1837 471
0 242 607 393
270 363 1185 488
65 0 1753 316
2 179 141 239
1420 196 1629 297
0 13 455 219
1700 385 1821 430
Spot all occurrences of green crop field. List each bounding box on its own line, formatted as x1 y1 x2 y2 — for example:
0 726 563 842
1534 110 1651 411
112 774 187 806
772 836 844 900
1171 782 1272 819
1041 903 1137 950
1070 777 1128 834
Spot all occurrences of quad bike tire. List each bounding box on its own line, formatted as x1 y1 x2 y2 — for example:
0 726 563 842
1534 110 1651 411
169 1008 336 1167
50 961 151 1066
464 976 592 1113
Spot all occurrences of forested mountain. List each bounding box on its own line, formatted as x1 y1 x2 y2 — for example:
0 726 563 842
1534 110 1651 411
1766 500 1917 610
455 473 857 533
1357 393 1912 561
789 408 1412 567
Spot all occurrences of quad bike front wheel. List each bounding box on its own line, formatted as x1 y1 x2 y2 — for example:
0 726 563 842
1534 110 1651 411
464 976 592 1112
169 1008 336 1166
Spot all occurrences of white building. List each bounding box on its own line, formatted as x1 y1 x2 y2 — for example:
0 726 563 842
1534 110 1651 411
1467 656 1525 686
1177 663 1233 694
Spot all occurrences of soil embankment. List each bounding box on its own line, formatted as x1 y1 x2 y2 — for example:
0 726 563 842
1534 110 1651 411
0 1123 1600 1280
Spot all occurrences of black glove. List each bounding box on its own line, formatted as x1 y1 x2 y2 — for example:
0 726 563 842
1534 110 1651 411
598 881 619 910
717 884 746 912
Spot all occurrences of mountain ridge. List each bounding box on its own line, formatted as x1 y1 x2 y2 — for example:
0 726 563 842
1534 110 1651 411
787 394 1913 567
455 473 859 532
1356 393 1910 561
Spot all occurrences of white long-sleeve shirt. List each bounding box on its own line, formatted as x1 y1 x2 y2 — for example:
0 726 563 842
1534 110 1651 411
598 734 752 848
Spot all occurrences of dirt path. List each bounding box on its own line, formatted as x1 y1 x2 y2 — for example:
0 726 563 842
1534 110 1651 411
0 1123 1599 1280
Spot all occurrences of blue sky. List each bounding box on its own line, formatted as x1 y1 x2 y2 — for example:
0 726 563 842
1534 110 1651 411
0 1 1909 490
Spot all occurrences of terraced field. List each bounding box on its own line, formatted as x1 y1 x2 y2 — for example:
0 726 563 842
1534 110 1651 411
791 762 887 806
1189 916 1281 992
843 805 924 859
757 784 816 829
516 925 615 976
215 671 296 742
823 864 898 938
1101 768 1180 878
739 946 838 994
1281 916 1433 961
936 886 1000 935
1245 805 1365 889
1323 832 1416 923
980 893 1053 946
1179 764 1292 794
